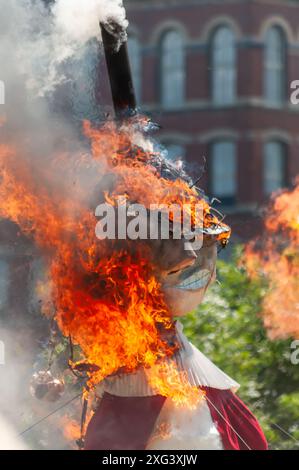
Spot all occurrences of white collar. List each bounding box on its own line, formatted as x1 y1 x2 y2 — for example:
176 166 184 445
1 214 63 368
99 321 239 397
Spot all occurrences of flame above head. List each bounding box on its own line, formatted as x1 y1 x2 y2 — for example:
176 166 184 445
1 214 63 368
244 179 299 340
0 115 228 407
83 120 231 240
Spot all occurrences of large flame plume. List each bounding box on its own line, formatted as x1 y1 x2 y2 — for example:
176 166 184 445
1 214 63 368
244 180 299 339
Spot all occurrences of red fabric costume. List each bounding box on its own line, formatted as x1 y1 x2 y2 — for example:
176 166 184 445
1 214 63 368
84 388 267 450
84 321 267 451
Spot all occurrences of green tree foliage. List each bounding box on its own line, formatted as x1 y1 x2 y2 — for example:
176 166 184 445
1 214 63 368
181 248 299 450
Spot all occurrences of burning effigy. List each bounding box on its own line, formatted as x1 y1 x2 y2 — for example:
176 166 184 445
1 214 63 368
0 1 268 451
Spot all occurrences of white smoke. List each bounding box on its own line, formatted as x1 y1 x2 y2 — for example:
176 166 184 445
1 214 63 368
42 0 128 95
53 0 128 44
1 0 128 97
0 0 128 450
0 416 28 450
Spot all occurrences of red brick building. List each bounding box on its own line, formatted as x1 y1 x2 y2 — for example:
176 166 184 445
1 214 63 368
125 0 299 237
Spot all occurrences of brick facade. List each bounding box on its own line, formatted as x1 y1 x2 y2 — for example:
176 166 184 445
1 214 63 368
124 0 299 238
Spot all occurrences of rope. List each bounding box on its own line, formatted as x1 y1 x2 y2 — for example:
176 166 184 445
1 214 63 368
205 395 252 450
18 393 81 437
251 400 299 446
271 422 299 444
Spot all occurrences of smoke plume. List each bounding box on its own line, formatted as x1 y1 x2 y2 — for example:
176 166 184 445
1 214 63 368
0 0 127 450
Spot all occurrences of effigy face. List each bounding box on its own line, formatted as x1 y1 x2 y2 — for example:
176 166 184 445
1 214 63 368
151 236 217 317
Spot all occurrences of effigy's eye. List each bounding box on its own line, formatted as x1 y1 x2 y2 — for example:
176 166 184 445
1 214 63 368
167 268 182 276
167 263 192 276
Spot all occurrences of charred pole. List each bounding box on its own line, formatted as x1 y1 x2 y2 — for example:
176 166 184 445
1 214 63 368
100 21 137 120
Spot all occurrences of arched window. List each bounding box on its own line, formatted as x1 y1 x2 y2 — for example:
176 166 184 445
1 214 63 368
160 30 185 109
264 27 286 105
211 26 236 105
263 141 286 195
210 141 237 204
128 35 142 104
0 260 9 310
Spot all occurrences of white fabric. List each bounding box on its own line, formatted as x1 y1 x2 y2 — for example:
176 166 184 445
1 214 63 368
146 399 223 450
100 321 239 397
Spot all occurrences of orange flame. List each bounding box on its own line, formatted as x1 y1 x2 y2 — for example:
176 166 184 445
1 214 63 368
146 360 205 409
61 417 81 443
244 179 299 339
0 117 227 407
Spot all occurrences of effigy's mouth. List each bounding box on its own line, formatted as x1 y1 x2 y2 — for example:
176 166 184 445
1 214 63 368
165 269 212 291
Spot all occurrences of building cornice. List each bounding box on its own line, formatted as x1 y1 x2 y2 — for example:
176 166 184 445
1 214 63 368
125 0 299 11
142 98 299 113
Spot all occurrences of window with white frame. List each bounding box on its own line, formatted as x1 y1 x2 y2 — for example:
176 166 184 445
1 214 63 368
263 141 286 195
264 27 286 105
211 26 236 105
160 30 185 109
128 35 142 104
210 141 237 203
0 259 9 310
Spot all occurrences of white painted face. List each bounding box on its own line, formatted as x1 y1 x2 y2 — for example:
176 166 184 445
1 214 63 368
153 238 217 317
